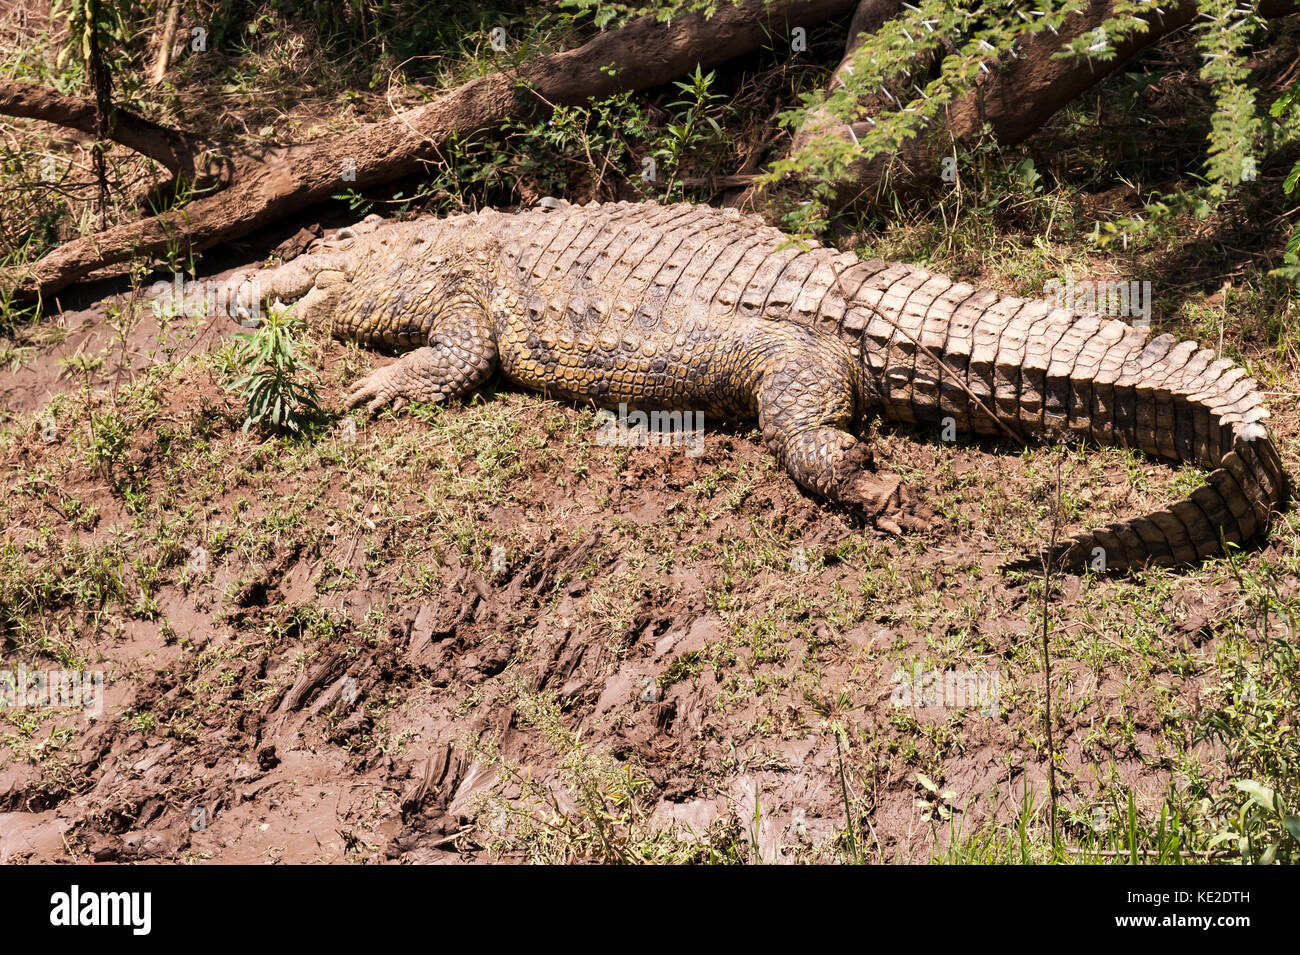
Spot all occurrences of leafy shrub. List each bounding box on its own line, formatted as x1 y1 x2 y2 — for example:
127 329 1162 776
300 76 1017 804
225 303 321 434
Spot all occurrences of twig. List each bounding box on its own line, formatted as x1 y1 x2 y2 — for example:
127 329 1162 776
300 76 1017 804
1042 453 1062 858
149 2 181 86
424 828 472 851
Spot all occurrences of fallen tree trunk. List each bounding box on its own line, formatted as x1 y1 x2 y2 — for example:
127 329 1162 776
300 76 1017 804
753 0 1297 212
2 0 856 302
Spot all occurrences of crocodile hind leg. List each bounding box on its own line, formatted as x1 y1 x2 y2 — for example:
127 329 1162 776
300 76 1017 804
345 307 498 414
754 335 931 534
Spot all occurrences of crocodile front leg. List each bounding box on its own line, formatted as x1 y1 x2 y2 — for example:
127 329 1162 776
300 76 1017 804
345 306 498 414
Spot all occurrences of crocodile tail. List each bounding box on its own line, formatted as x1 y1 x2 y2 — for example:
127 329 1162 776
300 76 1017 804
819 260 1289 571
1050 414 1287 573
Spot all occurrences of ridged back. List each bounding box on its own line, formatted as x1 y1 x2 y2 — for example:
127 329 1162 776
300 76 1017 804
496 200 1285 567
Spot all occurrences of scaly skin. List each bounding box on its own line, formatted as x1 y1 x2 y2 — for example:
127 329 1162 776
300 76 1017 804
227 199 1288 571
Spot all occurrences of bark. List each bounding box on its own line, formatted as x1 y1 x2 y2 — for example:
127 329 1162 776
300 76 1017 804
789 0 908 153
2 0 856 301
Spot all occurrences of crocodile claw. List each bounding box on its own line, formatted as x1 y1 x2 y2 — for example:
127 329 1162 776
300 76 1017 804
838 473 933 535
344 363 403 416
345 362 443 417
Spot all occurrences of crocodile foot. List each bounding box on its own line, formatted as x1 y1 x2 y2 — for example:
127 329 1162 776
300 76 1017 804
837 471 933 536
345 362 418 415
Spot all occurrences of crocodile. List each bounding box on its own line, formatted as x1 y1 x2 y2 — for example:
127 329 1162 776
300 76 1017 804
225 199 1288 571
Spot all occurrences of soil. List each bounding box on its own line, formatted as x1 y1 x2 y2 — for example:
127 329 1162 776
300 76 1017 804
0 246 1287 864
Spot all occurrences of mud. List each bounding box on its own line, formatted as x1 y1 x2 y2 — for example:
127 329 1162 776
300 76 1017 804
0 266 1286 863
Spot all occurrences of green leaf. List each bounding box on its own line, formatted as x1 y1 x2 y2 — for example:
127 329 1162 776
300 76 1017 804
1234 780 1278 814
1283 162 1300 196
1208 830 1237 848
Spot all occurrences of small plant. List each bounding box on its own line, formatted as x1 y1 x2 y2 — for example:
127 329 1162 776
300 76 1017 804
225 303 321 435
85 406 130 480
1195 599 1300 864
1269 75 1300 285
467 684 658 863
1208 781 1300 865
915 771 958 822
653 65 724 199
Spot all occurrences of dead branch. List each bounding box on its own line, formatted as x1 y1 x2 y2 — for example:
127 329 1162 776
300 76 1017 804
149 2 182 87
0 79 231 186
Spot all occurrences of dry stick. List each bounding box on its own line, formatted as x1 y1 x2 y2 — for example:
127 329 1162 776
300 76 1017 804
423 828 472 851
150 1 181 86
87 10 111 231
0 79 233 188
1041 453 1062 859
